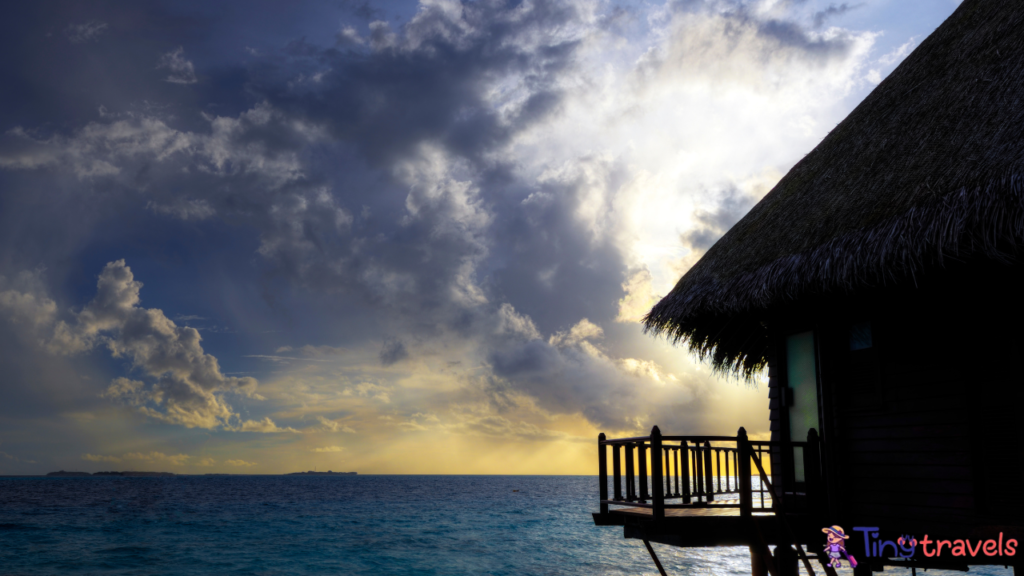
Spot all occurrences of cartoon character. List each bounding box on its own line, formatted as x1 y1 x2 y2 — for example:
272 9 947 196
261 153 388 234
823 525 858 569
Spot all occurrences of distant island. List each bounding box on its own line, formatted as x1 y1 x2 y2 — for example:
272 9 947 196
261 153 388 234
287 470 357 475
46 470 175 477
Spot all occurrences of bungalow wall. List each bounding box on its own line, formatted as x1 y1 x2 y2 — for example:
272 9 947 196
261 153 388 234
767 260 1024 532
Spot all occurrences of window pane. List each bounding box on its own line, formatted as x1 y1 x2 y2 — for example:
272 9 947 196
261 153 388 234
787 331 818 483
849 321 873 350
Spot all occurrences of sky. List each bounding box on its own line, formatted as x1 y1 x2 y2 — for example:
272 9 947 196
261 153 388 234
0 0 961 475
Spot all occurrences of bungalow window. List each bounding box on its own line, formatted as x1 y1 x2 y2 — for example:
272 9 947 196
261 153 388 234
847 320 881 411
786 330 819 483
849 321 872 350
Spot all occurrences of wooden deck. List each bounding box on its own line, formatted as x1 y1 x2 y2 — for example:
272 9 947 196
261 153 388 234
592 500 824 549
609 506 774 518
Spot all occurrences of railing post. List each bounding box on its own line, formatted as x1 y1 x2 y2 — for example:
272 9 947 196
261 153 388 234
639 439 649 503
805 428 821 515
613 443 622 501
715 449 722 493
733 450 738 493
694 441 704 503
725 449 732 492
598 433 608 515
675 447 682 497
664 447 671 497
625 443 635 501
682 442 691 504
738 427 752 517
703 441 714 501
650 426 665 520
668 448 675 497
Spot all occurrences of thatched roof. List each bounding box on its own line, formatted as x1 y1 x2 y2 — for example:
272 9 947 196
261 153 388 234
644 0 1024 379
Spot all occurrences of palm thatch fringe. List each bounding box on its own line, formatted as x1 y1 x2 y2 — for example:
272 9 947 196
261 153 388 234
644 175 1024 380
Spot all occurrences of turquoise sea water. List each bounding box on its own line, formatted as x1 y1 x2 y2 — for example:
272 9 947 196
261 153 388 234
0 475 1013 575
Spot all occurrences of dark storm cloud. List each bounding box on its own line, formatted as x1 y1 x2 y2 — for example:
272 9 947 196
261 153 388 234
683 185 759 252
0 0 861 437
168 0 608 334
490 339 560 376
256 0 582 167
485 160 630 334
378 337 408 366
756 18 851 57
813 3 861 29
485 325 704 432
665 0 859 61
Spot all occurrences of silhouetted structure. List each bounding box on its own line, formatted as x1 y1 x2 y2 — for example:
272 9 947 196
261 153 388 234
593 0 1024 574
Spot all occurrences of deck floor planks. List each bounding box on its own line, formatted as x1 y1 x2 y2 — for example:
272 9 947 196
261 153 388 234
609 506 775 518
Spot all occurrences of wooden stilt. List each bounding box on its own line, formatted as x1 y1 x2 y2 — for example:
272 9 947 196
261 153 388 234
750 545 769 576
643 539 669 576
774 545 798 576
750 518 779 576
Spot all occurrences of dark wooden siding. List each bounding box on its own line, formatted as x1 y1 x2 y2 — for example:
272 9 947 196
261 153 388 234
769 259 1024 529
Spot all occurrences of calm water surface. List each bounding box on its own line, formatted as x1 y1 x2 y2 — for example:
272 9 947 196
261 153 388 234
0 476 1012 575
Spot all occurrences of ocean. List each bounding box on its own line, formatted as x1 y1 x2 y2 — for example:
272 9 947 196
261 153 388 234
0 475 1012 575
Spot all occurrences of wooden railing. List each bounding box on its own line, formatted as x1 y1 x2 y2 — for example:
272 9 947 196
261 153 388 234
597 426 821 520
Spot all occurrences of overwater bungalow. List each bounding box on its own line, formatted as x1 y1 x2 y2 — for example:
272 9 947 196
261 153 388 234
592 0 1024 574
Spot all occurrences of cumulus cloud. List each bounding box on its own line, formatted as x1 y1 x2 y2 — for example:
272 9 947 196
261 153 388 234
313 416 356 433
342 382 391 403
879 37 918 66
233 0 870 434
616 268 658 323
636 3 865 90
158 47 198 84
36 260 283 431
83 453 122 463
367 20 397 51
813 3 860 29
336 25 365 46
312 446 344 452
0 0 885 449
548 318 603 348
0 269 57 334
122 451 190 465
485 315 699 431
232 417 298 433
0 102 319 187
83 451 190 465
226 459 257 467
495 303 542 341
